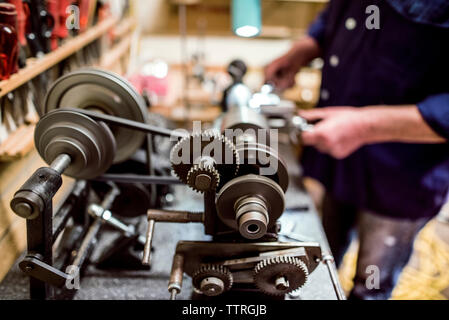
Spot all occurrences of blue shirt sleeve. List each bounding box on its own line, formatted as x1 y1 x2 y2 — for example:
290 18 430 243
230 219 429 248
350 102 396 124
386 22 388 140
307 5 330 48
417 93 449 139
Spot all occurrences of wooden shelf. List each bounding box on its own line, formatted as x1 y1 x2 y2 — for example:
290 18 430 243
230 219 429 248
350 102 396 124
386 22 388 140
111 17 136 40
0 15 123 161
0 16 118 99
0 124 35 161
99 36 132 70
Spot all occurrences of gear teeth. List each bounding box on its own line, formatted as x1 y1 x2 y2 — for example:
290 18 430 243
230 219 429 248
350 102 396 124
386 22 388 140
192 264 234 294
170 132 239 188
253 255 309 296
186 163 220 193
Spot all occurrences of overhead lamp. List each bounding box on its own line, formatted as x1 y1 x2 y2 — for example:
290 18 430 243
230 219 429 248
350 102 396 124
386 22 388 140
232 0 262 38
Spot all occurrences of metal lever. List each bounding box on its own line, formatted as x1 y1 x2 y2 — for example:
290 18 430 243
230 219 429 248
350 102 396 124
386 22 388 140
142 209 204 266
322 254 346 300
19 254 72 288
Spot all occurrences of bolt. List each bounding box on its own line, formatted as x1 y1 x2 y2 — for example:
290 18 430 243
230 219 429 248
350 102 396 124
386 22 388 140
200 277 224 296
24 264 33 272
14 202 33 219
195 174 211 190
275 276 289 291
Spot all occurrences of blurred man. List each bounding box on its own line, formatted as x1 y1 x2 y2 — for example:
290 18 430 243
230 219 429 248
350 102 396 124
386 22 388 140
266 0 449 299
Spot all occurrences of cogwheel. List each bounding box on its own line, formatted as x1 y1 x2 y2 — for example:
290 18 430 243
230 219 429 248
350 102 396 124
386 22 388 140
170 132 239 191
192 264 233 296
253 256 309 296
186 163 220 192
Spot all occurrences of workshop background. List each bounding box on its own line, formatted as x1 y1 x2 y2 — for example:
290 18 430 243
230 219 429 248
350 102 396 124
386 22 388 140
0 0 448 300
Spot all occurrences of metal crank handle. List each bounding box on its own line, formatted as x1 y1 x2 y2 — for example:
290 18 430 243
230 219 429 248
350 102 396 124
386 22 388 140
142 209 204 266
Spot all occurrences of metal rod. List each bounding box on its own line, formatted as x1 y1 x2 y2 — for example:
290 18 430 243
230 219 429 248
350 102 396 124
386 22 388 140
87 204 146 245
146 133 157 208
73 108 187 138
100 184 121 209
50 154 71 174
170 289 177 300
72 185 119 269
92 174 183 185
53 180 87 242
322 254 346 300
168 253 184 300
142 219 155 266
72 219 102 269
147 209 204 223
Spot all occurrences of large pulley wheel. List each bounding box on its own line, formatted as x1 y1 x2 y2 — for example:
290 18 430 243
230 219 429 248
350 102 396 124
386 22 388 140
35 109 116 179
45 69 148 163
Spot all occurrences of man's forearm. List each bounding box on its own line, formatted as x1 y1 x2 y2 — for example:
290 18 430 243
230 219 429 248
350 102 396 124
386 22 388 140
362 105 446 144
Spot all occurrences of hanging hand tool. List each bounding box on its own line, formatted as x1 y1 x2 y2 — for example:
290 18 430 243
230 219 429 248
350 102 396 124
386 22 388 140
23 0 54 57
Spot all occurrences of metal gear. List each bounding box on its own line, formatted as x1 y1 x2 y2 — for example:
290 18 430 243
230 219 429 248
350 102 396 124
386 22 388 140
170 132 239 191
254 256 309 296
192 264 233 296
186 163 220 193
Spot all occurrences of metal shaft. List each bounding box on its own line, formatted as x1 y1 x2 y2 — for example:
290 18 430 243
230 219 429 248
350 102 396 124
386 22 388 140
50 153 71 174
88 204 146 245
170 289 177 300
72 185 119 269
147 209 204 223
168 253 184 300
142 219 155 266
322 254 346 300
72 219 102 268
93 174 183 185
101 184 120 209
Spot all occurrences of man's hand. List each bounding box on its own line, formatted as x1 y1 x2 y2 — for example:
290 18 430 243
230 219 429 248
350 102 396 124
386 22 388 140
300 107 369 159
299 105 446 159
265 54 298 91
265 36 321 91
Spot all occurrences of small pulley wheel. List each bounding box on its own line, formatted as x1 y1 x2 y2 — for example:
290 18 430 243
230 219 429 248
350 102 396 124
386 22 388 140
216 174 285 238
35 109 116 179
45 69 148 163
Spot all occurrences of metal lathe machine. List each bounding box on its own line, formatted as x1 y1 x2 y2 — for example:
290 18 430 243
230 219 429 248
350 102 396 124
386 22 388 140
7 68 345 300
